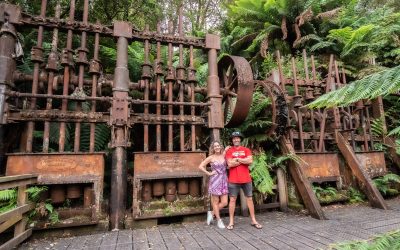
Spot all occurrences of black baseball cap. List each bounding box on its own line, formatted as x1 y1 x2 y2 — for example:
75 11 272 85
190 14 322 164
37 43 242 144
230 131 243 139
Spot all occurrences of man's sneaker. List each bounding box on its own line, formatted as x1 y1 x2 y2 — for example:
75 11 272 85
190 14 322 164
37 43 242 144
206 211 214 225
217 219 225 229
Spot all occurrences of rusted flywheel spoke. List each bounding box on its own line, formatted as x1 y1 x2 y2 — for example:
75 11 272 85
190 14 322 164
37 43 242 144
218 55 254 127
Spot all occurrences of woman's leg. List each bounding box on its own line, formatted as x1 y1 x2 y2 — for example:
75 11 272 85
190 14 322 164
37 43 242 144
218 194 228 209
211 195 221 219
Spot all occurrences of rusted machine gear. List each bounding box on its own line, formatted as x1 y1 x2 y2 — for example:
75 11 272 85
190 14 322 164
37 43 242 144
255 80 289 137
218 55 254 127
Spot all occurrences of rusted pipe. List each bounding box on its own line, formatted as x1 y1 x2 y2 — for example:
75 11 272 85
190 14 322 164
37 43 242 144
167 23 174 151
110 34 130 230
153 24 161 151
26 0 47 152
74 0 89 152
178 6 185 151
59 0 75 152
89 23 100 152
43 2 61 153
189 46 196 151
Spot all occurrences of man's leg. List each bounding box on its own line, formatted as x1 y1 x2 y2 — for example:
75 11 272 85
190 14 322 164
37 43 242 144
243 182 262 227
228 183 239 228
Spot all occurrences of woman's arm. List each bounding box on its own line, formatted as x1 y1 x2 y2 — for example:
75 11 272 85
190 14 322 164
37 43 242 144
198 156 214 176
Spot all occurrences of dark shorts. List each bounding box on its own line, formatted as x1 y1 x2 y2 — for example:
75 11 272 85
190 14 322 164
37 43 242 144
228 182 253 197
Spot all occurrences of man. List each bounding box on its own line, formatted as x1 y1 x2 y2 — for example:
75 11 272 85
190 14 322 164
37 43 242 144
225 131 262 230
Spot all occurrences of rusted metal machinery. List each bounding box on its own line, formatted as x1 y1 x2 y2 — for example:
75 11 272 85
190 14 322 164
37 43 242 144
0 1 224 229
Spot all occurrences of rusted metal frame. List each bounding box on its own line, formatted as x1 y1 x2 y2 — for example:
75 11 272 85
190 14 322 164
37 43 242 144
143 25 151 152
130 114 205 125
189 46 196 151
20 17 206 48
309 55 319 150
7 110 107 123
291 57 304 151
73 0 89 153
279 136 326 220
336 131 388 209
26 0 47 152
166 23 174 152
152 25 161 151
43 2 61 153
341 67 357 150
318 109 327 152
178 9 185 152
59 0 75 152
360 108 369 151
110 24 131 228
5 91 111 102
89 24 101 153
206 34 222 142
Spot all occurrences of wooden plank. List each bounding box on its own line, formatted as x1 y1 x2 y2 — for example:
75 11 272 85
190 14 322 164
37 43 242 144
0 203 35 224
14 185 27 237
0 214 22 234
0 228 32 250
0 175 37 190
336 131 387 209
279 136 326 220
277 167 288 211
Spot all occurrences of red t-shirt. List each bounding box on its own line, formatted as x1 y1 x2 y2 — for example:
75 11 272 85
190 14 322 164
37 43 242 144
225 146 252 183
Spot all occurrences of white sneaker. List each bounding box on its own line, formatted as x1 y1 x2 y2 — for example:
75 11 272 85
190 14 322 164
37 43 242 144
217 219 225 229
206 211 214 225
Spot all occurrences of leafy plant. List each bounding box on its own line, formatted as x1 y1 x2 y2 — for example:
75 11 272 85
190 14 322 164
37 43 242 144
373 173 400 196
347 187 366 203
250 151 274 195
329 230 400 250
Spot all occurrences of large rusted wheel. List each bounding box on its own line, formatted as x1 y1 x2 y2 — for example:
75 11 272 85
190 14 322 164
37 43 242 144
254 80 289 137
218 55 254 128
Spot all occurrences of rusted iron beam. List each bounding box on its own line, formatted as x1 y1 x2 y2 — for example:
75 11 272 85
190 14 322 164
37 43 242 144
7 110 107 123
43 2 61 153
19 20 205 48
26 0 47 152
178 7 185 151
279 136 326 220
74 0 89 153
336 131 388 209
206 34 222 142
110 22 132 229
59 0 75 152
189 45 196 151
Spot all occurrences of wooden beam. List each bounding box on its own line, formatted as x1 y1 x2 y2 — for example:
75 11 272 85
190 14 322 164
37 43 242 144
0 174 37 190
384 136 400 168
279 136 326 220
336 131 388 209
277 168 288 212
0 228 32 250
0 203 35 224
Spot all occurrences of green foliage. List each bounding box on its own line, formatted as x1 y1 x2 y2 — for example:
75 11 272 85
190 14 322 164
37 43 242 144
250 151 274 195
373 173 400 196
329 230 400 250
308 65 400 108
347 187 366 203
0 188 18 214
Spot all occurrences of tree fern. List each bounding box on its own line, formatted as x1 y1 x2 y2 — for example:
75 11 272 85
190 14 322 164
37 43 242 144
250 151 274 195
308 65 400 108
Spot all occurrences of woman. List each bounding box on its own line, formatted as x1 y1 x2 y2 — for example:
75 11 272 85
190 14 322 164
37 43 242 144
198 141 228 229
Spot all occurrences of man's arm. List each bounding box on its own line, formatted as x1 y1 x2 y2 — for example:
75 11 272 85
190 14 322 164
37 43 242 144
237 155 253 165
226 157 241 168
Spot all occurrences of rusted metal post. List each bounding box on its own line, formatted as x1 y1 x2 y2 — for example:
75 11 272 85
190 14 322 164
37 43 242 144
59 0 75 152
189 45 196 151
151 24 161 151
166 23 174 151
89 22 101 152
74 0 89 152
178 8 185 151
43 2 60 153
205 34 222 142
110 21 132 229
0 6 19 171
26 0 47 152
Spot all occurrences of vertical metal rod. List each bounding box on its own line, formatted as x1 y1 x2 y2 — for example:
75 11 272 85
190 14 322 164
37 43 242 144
361 109 369 151
89 23 100 153
342 67 356 150
326 55 334 93
154 25 161 151
311 55 317 81
318 109 327 152
207 44 220 142
291 57 299 96
59 0 75 152
110 36 129 230
178 8 185 151
276 51 285 91
189 46 196 151
143 25 151 152
310 55 318 150
302 49 309 81
365 106 374 150
26 0 47 152
167 23 174 151
43 2 61 153
74 0 89 152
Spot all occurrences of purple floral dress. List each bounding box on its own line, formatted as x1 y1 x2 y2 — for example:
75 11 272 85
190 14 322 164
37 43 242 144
208 161 228 195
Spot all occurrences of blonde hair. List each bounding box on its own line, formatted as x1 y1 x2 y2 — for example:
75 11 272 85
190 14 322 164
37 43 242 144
209 141 223 155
